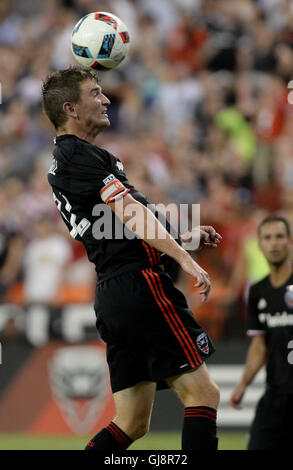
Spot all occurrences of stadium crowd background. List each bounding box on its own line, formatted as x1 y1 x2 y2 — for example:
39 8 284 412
0 0 292 344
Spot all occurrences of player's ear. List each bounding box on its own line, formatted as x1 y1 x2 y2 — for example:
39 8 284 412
63 101 78 119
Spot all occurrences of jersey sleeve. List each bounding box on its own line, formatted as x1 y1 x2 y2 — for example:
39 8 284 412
99 174 130 204
49 144 130 203
246 285 265 337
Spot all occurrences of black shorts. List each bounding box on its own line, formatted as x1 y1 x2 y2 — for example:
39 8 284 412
94 266 215 393
248 389 293 450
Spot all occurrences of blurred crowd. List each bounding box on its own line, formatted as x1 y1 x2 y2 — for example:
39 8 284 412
0 0 292 342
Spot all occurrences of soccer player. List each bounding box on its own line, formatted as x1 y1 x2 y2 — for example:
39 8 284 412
42 66 221 451
229 215 293 450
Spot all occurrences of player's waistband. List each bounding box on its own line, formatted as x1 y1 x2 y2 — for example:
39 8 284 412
96 262 165 283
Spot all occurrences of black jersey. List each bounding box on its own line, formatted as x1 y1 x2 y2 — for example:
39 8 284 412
48 134 180 282
247 274 293 392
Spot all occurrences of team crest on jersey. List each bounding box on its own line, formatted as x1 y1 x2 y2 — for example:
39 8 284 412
284 285 293 309
196 332 209 354
257 298 267 310
116 161 124 171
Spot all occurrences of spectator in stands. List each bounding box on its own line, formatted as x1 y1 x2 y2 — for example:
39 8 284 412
23 215 72 306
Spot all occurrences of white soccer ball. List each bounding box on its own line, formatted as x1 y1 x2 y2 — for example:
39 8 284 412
71 12 130 71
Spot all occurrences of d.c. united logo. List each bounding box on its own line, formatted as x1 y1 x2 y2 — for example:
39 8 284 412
196 332 209 354
48 346 108 435
284 285 293 309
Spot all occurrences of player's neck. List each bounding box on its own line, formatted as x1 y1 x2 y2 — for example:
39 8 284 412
57 124 100 145
269 258 293 288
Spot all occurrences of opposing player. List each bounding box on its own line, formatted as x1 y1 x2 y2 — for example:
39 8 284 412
229 215 293 449
42 66 221 451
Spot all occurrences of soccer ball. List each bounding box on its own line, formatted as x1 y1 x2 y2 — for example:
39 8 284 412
71 12 130 71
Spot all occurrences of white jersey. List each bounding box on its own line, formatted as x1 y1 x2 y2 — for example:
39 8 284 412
24 235 71 303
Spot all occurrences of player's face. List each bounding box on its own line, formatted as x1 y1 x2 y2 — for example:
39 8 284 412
258 221 291 265
76 80 111 131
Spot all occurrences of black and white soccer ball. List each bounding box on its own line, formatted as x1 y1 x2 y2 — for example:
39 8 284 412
71 12 130 71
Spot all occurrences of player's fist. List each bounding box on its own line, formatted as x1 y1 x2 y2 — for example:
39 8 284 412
229 383 246 410
180 225 222 251
178 252 211 303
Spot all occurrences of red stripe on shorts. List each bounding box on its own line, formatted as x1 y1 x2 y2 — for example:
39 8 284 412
142 269 201 368
151 270 202 366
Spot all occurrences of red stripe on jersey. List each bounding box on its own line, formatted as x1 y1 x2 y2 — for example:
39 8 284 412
141 240 155 266
149 245 161 265
141 241 161 266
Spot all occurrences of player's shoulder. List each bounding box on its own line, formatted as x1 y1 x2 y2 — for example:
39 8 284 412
96 146 126 174
53 134 113 168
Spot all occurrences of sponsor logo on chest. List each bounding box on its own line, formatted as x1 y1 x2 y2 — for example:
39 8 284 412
257 286 293 327
258 311 293 327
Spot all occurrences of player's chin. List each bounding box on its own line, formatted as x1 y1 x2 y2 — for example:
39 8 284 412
98 117 111 129
269 255 286 265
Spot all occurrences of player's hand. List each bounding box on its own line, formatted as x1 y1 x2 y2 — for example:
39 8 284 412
229 383 246 410
180 225 222 251
179 253 211 303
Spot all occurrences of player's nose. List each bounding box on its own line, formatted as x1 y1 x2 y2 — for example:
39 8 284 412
102 94 111 105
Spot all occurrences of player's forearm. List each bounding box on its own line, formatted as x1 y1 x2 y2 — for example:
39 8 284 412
112 197 188 264
239 336 267 387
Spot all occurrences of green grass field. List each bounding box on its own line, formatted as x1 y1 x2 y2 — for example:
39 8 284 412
0 431 247 450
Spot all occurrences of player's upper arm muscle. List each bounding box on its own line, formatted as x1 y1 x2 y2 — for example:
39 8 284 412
251 334 267 357
251 334 265 345
108 193 140 222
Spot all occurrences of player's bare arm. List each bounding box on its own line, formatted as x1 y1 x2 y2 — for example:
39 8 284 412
229 335 267 410
109 193 211 302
